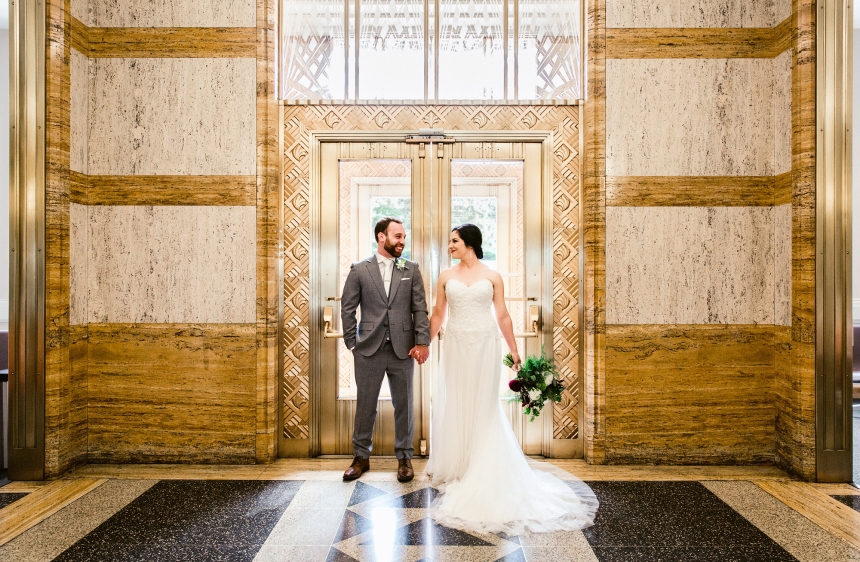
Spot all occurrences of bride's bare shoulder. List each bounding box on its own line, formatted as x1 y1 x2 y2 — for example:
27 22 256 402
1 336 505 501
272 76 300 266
485 269 504 284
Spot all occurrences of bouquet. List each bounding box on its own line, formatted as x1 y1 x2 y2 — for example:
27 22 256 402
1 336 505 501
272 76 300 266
503 350 564 421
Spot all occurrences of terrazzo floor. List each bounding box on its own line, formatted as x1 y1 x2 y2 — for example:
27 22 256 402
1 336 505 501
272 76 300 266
0 461 859 562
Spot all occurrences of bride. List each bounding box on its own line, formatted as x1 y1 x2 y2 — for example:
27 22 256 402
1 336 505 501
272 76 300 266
423 223 598 535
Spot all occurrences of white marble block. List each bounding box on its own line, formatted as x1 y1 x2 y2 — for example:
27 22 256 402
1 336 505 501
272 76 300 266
773 50 792 175
606 59 775 177
773 204 791 327
87 206 256 324
70 203 89 326
607 0 788 28
606 206 776 325
71 50 88 174
86 0 255 27
88 58 256 175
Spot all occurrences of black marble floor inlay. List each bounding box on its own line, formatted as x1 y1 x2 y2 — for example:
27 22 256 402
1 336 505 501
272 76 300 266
326 547 361 562
494 548 527 562
361 517 494 546
348 481 388 507
52 479 303 562
0 492 27 509
334 509 376 542
832 494 860 512
382 486 438 508
583 482 798 562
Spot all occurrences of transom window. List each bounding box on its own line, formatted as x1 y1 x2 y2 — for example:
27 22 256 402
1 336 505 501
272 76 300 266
279 0 583 102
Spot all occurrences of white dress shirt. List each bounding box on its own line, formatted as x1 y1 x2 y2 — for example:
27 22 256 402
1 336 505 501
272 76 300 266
376 253 394 296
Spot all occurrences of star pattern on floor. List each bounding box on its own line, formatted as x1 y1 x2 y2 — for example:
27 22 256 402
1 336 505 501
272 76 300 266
328 482 523 562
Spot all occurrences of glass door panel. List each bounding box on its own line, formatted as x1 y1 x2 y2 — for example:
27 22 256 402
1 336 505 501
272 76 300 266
313 138 547 458
337 160 412 400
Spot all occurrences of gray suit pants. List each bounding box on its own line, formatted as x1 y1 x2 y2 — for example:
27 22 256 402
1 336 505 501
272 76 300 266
353 341 414 460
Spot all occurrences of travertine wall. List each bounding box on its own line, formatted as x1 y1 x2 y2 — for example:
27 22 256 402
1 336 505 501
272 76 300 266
43 0 813 473
587 0 802 466
62 0 276 465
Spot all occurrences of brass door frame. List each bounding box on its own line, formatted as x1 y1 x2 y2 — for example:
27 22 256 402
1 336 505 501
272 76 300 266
8 0 47 480
284 129 574 458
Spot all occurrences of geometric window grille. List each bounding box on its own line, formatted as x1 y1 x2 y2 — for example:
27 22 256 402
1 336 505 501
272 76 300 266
279 0 582 102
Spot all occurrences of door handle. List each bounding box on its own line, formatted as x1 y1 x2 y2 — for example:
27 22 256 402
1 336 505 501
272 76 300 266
323 306 344 339
513 305 540 338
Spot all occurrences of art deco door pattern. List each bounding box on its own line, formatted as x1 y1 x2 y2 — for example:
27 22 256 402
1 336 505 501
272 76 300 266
279 105 584 460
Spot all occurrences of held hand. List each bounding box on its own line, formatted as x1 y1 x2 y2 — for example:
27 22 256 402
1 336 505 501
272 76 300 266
409 345 430 365
510 352 522 373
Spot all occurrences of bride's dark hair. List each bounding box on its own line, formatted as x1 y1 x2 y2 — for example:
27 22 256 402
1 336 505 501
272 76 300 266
452 223 484 259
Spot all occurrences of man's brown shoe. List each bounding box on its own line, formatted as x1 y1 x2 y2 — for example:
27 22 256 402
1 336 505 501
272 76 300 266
397 458 414 483
343 456 370 481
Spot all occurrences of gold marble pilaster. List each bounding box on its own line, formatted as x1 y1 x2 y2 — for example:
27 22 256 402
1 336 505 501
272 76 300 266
44 0 72 479
584 0 607 464
256 0 278 462
774 0 817 481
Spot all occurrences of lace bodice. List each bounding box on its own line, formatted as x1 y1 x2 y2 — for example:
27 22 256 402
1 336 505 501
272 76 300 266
444 278 498 336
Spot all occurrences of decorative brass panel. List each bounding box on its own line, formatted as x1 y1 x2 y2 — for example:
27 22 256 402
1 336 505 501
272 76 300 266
281 104 581 444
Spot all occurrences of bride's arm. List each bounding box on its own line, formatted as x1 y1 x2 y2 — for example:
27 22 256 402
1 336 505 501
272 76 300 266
490 273 520 370
428 272 449 341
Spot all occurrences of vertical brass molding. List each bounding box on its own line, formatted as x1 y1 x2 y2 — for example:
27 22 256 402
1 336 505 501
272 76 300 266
814 0 853 482
9 0 47 480
308 132 323 457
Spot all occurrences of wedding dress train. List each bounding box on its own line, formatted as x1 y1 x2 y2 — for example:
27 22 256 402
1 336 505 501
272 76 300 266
426 278 598 535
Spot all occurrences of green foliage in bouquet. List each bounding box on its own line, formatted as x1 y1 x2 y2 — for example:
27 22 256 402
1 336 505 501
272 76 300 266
503 349 564 421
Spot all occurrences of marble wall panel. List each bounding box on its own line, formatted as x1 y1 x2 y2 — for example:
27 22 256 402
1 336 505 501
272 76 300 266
606 206 775 325
70 0 90 26
87 206 256 324
70 203 88 326
86 0 255 27
88 58 255 175
606 0 787 28
70 50 87 174
774 49 792 175
606 59 775 176
774 203 791 326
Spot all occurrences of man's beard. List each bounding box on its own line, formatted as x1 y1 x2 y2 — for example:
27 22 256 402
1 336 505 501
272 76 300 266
384 239 404 257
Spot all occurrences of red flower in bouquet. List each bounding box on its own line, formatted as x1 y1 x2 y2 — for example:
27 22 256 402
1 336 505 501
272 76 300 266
508 379 522 392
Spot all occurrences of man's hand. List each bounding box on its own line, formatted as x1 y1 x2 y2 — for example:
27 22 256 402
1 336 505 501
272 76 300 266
409 345 430 365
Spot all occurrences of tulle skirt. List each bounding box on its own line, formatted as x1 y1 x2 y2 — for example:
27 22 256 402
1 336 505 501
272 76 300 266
425 330 598 536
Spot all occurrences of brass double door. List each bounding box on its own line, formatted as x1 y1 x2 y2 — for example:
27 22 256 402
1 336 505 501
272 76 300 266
314 136 552 457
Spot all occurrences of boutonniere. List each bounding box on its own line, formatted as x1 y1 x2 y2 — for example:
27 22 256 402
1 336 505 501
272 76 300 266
395 258 408 271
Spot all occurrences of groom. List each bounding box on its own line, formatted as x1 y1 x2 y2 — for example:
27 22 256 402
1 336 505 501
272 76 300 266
340 217 430 483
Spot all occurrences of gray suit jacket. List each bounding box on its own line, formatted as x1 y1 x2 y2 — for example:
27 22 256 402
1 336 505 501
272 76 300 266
341 256 431 359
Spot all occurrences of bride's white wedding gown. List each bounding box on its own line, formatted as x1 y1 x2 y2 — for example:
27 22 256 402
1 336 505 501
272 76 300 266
426 278 598 535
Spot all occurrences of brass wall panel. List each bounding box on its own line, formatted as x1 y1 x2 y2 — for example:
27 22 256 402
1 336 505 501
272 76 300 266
86 324 257 463
281 104 583 449
606 19 792 59
606 176 781 207
70 174 257 206
605 325 776 464
70 17 256 58
814 0 852 482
